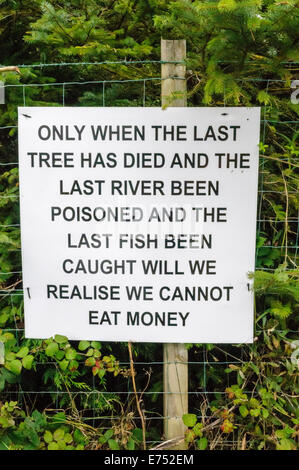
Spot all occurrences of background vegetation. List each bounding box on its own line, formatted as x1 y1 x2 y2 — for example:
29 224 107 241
0 0 298 450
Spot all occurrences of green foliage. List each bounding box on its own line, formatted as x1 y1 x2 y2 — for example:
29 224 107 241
251 266 299 325
0 401 145 450
183 413 197 427
0 0 298 451
184 415 208 448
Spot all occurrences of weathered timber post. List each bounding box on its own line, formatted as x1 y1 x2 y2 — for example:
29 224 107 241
161 38 188 450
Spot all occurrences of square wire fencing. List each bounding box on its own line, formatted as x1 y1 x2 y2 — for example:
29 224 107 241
0 61 298 450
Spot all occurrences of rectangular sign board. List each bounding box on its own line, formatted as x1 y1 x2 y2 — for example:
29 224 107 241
18 106 260 343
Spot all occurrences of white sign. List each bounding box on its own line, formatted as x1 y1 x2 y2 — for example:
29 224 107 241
18 106 260 343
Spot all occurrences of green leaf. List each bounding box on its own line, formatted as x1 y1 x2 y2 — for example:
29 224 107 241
239 405 249 418
257 90 271 105
102 429 114 443
185 429 195 443
53 427 65 441
51 412 66 424
22 355 34 370
31 410 47 430
193 422 203 437
73 428 87 445
127 437 135 450
45 342 59 357
64 433 73 444
277 438 294 450
132 428 143 443
0 311 9 326
5 352 16 361
0 368 18 389
197 437 208 450
98 368 106 379
65 348 77 360
59 359 69 371
16 346 29 358
85 357 96 367
22 418 40 447
55 350 65 361
250 363 259 375
78 340 90 351
6 359 22 375
0 416 13 428
182 413 197 427
54 334 68 344
57 440 66 450
48 441 59 450
69 360 79 371
44 430 53 444
108 439 120 450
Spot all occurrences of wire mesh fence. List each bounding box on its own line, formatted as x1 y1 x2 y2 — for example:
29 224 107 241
0 61 298 450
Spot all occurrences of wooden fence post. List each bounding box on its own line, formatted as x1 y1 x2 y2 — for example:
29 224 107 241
161 38 188 450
